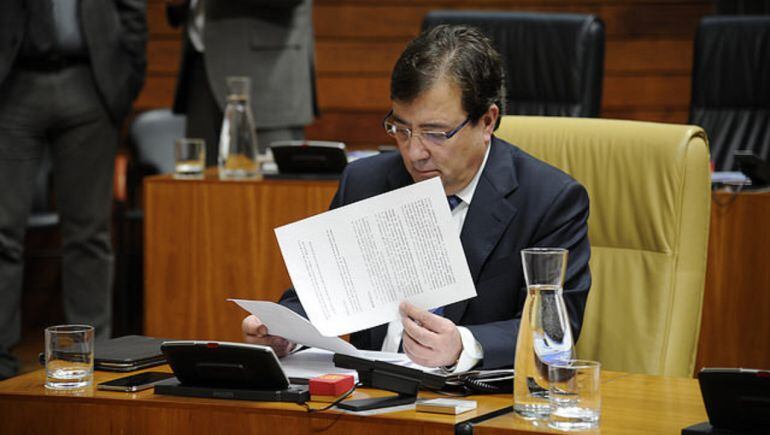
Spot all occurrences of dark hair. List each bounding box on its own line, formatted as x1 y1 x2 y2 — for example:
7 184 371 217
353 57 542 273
390 24 506 129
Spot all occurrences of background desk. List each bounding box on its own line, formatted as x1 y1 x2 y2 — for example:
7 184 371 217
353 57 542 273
144 176 770 373
0 368 706 434
696 189 770 371
144 173 338 341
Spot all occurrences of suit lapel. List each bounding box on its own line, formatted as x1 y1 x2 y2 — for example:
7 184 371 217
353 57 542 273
444 137 519 324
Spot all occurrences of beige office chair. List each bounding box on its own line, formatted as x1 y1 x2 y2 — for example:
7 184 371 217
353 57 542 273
496 116 711 377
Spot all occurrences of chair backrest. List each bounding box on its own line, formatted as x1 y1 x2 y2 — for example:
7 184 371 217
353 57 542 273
422 11 605 117
689 16 770 171
129 108 186 175
496 116 711 377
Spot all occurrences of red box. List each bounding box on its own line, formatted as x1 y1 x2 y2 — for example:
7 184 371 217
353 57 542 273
309 374 355 396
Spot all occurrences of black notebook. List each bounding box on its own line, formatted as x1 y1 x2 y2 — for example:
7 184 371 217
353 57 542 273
95 335 169 372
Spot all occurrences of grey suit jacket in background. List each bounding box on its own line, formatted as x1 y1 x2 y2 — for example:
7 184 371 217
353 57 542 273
280 137 592 369
0 0 148 124
170 0 315 129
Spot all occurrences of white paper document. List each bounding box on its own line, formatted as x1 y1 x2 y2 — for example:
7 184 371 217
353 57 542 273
274 177 477 337
279 348 358 381
230 299 363 356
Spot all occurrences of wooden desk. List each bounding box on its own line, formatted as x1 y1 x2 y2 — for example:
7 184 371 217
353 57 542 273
0 369 706 434
697 190 770 372
473 372 707 434
144 173 338 341
0 367 510 435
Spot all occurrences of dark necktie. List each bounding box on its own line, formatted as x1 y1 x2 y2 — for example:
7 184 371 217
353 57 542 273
447 195 462 211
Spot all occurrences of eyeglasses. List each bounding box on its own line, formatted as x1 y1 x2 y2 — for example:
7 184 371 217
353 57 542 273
382 109 471 146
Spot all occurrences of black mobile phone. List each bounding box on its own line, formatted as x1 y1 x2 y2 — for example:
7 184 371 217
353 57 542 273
97 371 176 392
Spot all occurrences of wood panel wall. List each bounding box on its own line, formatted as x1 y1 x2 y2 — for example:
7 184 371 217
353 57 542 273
138 0 714 149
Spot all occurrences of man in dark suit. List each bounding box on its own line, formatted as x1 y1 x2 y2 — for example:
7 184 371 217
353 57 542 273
166 0 315 165
243 25 590 371
0 0 147 379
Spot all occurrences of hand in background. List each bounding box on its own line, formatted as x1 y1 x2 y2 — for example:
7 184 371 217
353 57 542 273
399 301 462 368
241 315 296 357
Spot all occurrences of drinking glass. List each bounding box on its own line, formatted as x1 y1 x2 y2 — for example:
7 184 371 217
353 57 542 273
174 138 205 179
44 325 94 390
548 359 601 431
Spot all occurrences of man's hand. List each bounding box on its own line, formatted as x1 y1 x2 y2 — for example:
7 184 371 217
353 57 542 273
241 315 296 357
400 301 462 368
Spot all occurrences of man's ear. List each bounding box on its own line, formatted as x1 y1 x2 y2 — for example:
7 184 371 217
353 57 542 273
482 104 499 141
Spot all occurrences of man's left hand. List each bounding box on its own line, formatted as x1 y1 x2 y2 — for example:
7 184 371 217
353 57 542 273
400 301 462 368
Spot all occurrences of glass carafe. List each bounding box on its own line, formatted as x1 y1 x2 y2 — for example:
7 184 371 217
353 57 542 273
513 248 574 419
218 76 260 179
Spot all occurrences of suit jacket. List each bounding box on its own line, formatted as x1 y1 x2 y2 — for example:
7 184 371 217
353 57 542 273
0 0 147 124
280 137 591 369
168 0 315 129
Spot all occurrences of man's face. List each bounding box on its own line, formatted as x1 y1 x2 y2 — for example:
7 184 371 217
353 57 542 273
391 78 498 195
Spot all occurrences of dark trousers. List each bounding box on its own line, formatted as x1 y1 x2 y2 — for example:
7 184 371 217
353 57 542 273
183 50 304 167
0 64 116 379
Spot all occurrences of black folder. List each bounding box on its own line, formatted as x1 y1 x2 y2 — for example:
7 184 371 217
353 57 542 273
94 335 169 372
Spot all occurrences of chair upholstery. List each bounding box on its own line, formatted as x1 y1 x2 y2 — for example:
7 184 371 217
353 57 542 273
129 108 186 175
496 116 711 377
422 11 604 117
689 16 770 171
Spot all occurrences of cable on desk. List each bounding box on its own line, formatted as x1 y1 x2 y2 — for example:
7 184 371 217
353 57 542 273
303 385 357 413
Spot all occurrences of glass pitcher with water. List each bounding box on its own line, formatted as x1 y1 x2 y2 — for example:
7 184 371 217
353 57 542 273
218 76 260 179
513 248 574 419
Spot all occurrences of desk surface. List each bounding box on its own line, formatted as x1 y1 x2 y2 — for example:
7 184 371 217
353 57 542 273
0 367 707 434
0 366 509 435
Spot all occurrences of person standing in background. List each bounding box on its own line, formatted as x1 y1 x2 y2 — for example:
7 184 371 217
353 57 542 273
166 0 317 166
0 0 147 380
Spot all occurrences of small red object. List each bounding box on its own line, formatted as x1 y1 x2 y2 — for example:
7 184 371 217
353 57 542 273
309 374 354 396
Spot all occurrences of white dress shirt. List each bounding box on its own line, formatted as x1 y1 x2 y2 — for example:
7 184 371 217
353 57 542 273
380 143 491 372
187 0 206 53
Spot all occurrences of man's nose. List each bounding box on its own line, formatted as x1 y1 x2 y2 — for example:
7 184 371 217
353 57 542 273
407 134 430 161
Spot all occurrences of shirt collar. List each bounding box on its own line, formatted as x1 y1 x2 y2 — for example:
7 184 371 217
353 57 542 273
454 141 491 206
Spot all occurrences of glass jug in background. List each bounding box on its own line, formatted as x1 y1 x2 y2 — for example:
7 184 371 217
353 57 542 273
513 247 574 419
218 76 260 179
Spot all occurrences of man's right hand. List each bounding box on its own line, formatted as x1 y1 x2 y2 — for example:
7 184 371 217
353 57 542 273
241 315 296 357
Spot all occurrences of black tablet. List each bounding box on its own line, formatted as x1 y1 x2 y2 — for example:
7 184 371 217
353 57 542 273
95 335 168 372
160 341 289 390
